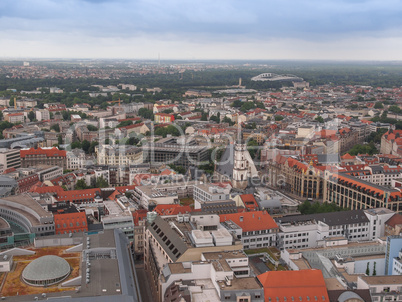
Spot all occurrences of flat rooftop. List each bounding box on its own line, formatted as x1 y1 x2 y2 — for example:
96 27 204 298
2 194 53 218
203 250 246 260
217 276 261 291
360 275 402 285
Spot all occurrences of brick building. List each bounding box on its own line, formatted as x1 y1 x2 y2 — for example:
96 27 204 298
20 147 67 168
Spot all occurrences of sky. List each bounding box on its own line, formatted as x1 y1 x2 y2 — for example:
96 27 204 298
1 0 402 61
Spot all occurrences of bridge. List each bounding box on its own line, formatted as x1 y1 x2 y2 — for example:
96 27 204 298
251 73 303 82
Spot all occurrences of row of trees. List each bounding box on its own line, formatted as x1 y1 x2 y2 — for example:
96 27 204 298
298 200 346 215
75 176 108 190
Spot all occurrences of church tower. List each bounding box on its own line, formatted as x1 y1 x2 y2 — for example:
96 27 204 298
232 124 249 189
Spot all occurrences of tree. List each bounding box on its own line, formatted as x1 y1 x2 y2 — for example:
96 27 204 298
50 124 60 132
96 176 109 188
71 141 82 149
201 112 208 121
88 141 99 154
240 102 255 112
87 124 98 131
209 115 220 123
247 139 259 159
388 105 402 114
366 262 370 275
75 179 88 190
138 108 154 119
373 262 376 276
168 164 186 174
374 102 384 109
275 115 284 121
222 116 234 126
62 111 70 121
28 111 35 122
82 140 91 153
58 134 63 145
315 116 324 123
117 120 133 128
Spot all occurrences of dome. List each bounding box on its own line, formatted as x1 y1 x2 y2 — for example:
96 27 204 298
22 255 71 286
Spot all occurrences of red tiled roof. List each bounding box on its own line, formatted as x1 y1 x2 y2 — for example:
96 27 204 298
154 204 192 216
30 185 65 194
56 188 101 202
118 123 144 130
257 270 330 302
219 211 278 232
385 213 402 228
7 113 24 116
240 194 259 210
20 147 66 158
341 153 355 160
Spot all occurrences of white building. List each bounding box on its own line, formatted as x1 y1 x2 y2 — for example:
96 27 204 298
193 183 230 209
357 275 402 301
66 149 86 170
35 109 50 121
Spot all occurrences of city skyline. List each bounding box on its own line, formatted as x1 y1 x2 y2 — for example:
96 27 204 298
1 0 402 61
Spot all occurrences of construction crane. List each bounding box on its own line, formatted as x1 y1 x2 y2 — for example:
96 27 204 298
108 98 122 106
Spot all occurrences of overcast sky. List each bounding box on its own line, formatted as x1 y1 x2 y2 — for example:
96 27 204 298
1 0 402 61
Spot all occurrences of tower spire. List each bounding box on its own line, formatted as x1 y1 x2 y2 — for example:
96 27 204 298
237 120 242 144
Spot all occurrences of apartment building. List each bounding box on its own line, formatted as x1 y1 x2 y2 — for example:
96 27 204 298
66 149 86 170
0 148 21 170
323 171 402 213
276 210 371 250
357 275 402 302
97 145 143 166
268 154 324 200
161 251 264 302
20 147 67 169
144 213 243 301
193 182 231 209
143 137 209 169
220 211 279 249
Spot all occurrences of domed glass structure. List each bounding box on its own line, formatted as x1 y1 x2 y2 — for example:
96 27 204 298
22 255 71 286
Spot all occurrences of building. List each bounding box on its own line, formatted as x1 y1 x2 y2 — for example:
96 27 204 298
220 211 279 249
161 251 264 302
357 275 402 301
144 213 243 301
0 176 18 197
20 147 67 169
380 130 402 155
6 112 24 123
102 199 134 240
385 235 402 275
1 229 142 301
37 166 63 182
0 148 21 170
214 141 258 189
132 181 196 210
276 210 371 250
36 109 50 121
193 182 231 209
143 137 209 169
0 194 55 240
268 154 325 200
97 145 143 166
257 270 330 302
17 173 40 194
66 149 86 170
385 214 402 236
53 211 88 235
323 171 402 213
154 113 175 123
56 188 102 205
